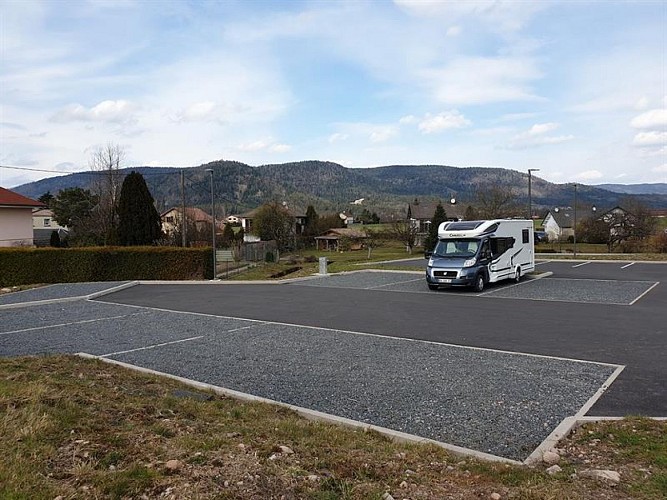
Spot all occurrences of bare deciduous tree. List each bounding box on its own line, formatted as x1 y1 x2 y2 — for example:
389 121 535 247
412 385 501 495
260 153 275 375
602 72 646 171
89 142 125 245
474 185 520 219
363 228 384 259
391 220 419 254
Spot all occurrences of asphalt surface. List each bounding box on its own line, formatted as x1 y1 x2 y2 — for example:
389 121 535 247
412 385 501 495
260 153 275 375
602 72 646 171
92 261 666 417
1 261 664 460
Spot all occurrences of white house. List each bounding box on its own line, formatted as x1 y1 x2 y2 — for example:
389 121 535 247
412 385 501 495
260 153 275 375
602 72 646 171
32 208 69 247
543 208 574 242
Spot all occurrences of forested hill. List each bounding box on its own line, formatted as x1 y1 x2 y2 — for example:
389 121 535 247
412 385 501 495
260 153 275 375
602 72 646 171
13 160 667 216
595 183 667 195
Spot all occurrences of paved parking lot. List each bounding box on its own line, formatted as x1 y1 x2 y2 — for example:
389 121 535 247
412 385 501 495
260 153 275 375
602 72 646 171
1 260 665 462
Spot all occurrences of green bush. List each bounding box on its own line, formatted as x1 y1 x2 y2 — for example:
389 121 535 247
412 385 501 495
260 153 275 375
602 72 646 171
0 247 213 286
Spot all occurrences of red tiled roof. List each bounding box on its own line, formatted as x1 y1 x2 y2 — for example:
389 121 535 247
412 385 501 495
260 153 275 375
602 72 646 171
0 187 45 208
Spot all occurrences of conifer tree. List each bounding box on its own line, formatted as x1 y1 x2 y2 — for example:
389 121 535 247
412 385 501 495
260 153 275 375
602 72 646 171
220 223 235 248
117 172 162 246
424 203 447 251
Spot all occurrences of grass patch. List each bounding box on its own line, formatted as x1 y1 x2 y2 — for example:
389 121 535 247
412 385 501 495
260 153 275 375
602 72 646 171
0 355 665 499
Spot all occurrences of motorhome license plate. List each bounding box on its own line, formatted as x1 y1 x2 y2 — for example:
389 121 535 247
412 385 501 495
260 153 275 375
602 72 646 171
438 278 452 283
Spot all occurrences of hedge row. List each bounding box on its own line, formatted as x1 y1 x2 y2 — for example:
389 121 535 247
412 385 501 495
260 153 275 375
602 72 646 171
0 247 213 286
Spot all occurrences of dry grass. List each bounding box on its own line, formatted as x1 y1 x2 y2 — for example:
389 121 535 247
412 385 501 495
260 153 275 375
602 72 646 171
0 355 664 499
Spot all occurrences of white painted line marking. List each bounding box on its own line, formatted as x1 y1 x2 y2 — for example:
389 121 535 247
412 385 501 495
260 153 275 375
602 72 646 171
572 261 591 268
475 271 552 297
98 323 266 358
621 262 635 269
0 312 148 337
100 335 205 357
369 277 424 289
629 281 660 305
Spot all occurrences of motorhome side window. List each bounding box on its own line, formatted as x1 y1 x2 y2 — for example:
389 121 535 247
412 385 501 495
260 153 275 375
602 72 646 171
522 229 530 244
490 237 515 256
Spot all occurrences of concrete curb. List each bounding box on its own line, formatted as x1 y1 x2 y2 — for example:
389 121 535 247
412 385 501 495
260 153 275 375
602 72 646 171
0 281 139 310
77 352 523 466
77 353 654 467
524 364 625 465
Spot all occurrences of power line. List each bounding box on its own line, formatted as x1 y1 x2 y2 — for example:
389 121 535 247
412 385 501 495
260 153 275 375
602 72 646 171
0 164 183 176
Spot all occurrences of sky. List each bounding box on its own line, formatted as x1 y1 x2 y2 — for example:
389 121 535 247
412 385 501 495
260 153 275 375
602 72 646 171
1 0 666 189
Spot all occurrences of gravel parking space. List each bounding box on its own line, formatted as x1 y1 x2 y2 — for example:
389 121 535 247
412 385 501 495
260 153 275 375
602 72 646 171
0 281 131 306
0 301 250 357
108 320 619 461
483 278 658 305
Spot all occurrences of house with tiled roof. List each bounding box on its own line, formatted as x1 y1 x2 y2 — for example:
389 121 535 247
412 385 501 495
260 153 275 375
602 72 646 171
161 207 221 233
406 200 465 246
0 186 46 247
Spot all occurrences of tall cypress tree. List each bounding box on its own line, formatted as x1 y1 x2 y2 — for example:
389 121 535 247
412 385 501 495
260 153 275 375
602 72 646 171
424 203 448 251
117 172 162 246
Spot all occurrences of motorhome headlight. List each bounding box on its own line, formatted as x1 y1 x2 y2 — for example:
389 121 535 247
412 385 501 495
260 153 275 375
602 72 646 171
463 258 476 268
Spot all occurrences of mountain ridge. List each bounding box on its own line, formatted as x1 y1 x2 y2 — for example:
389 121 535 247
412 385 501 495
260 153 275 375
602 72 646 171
11 160 667 216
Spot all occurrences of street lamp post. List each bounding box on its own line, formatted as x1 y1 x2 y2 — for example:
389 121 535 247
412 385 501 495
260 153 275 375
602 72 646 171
573 183 577 258
527 168 540 220
205 168 217 279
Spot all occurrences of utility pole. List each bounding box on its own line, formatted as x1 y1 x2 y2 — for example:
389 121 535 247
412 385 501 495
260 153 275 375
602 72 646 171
180 170 186 247
573 183 577 258
206 168 217 279
528 169 540 220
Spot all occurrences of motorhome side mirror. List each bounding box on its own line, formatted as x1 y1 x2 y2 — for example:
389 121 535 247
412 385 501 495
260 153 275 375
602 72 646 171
424 250 432 259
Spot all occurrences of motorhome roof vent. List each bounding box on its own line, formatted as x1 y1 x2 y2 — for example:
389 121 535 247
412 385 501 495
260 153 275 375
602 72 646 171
445 221 485 231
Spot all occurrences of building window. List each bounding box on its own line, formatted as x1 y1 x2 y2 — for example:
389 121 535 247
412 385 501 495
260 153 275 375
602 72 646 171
166 216 174 223
44 218 51 227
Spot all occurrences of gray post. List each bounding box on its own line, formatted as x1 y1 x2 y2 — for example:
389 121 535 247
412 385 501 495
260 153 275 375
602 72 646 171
318 257 328 275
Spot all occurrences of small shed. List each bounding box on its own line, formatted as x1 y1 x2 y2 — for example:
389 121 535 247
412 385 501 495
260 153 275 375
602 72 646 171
315 228 367 251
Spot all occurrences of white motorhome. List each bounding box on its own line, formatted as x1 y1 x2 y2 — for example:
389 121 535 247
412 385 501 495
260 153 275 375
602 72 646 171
425 219 535 292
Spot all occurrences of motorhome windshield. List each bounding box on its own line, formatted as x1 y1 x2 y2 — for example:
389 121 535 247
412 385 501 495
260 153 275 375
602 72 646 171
432 238 479 258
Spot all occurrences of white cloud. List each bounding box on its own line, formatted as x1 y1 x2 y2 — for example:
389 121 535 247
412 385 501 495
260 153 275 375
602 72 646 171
330 122 400 144
652 164 667 173
236 138 291 153
237 140 271 152
269 144 291 153
423 56 543 105
393 0 549 33
632 131 667 147
176 101 221 123
51 100 138 124
328 133 348 143
635 97 650 110
630 109 667 129
446 26 462 37
417 110 471 134
399 115 417 125
575 170 603 181
505 122 574 149
370 127 398 143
